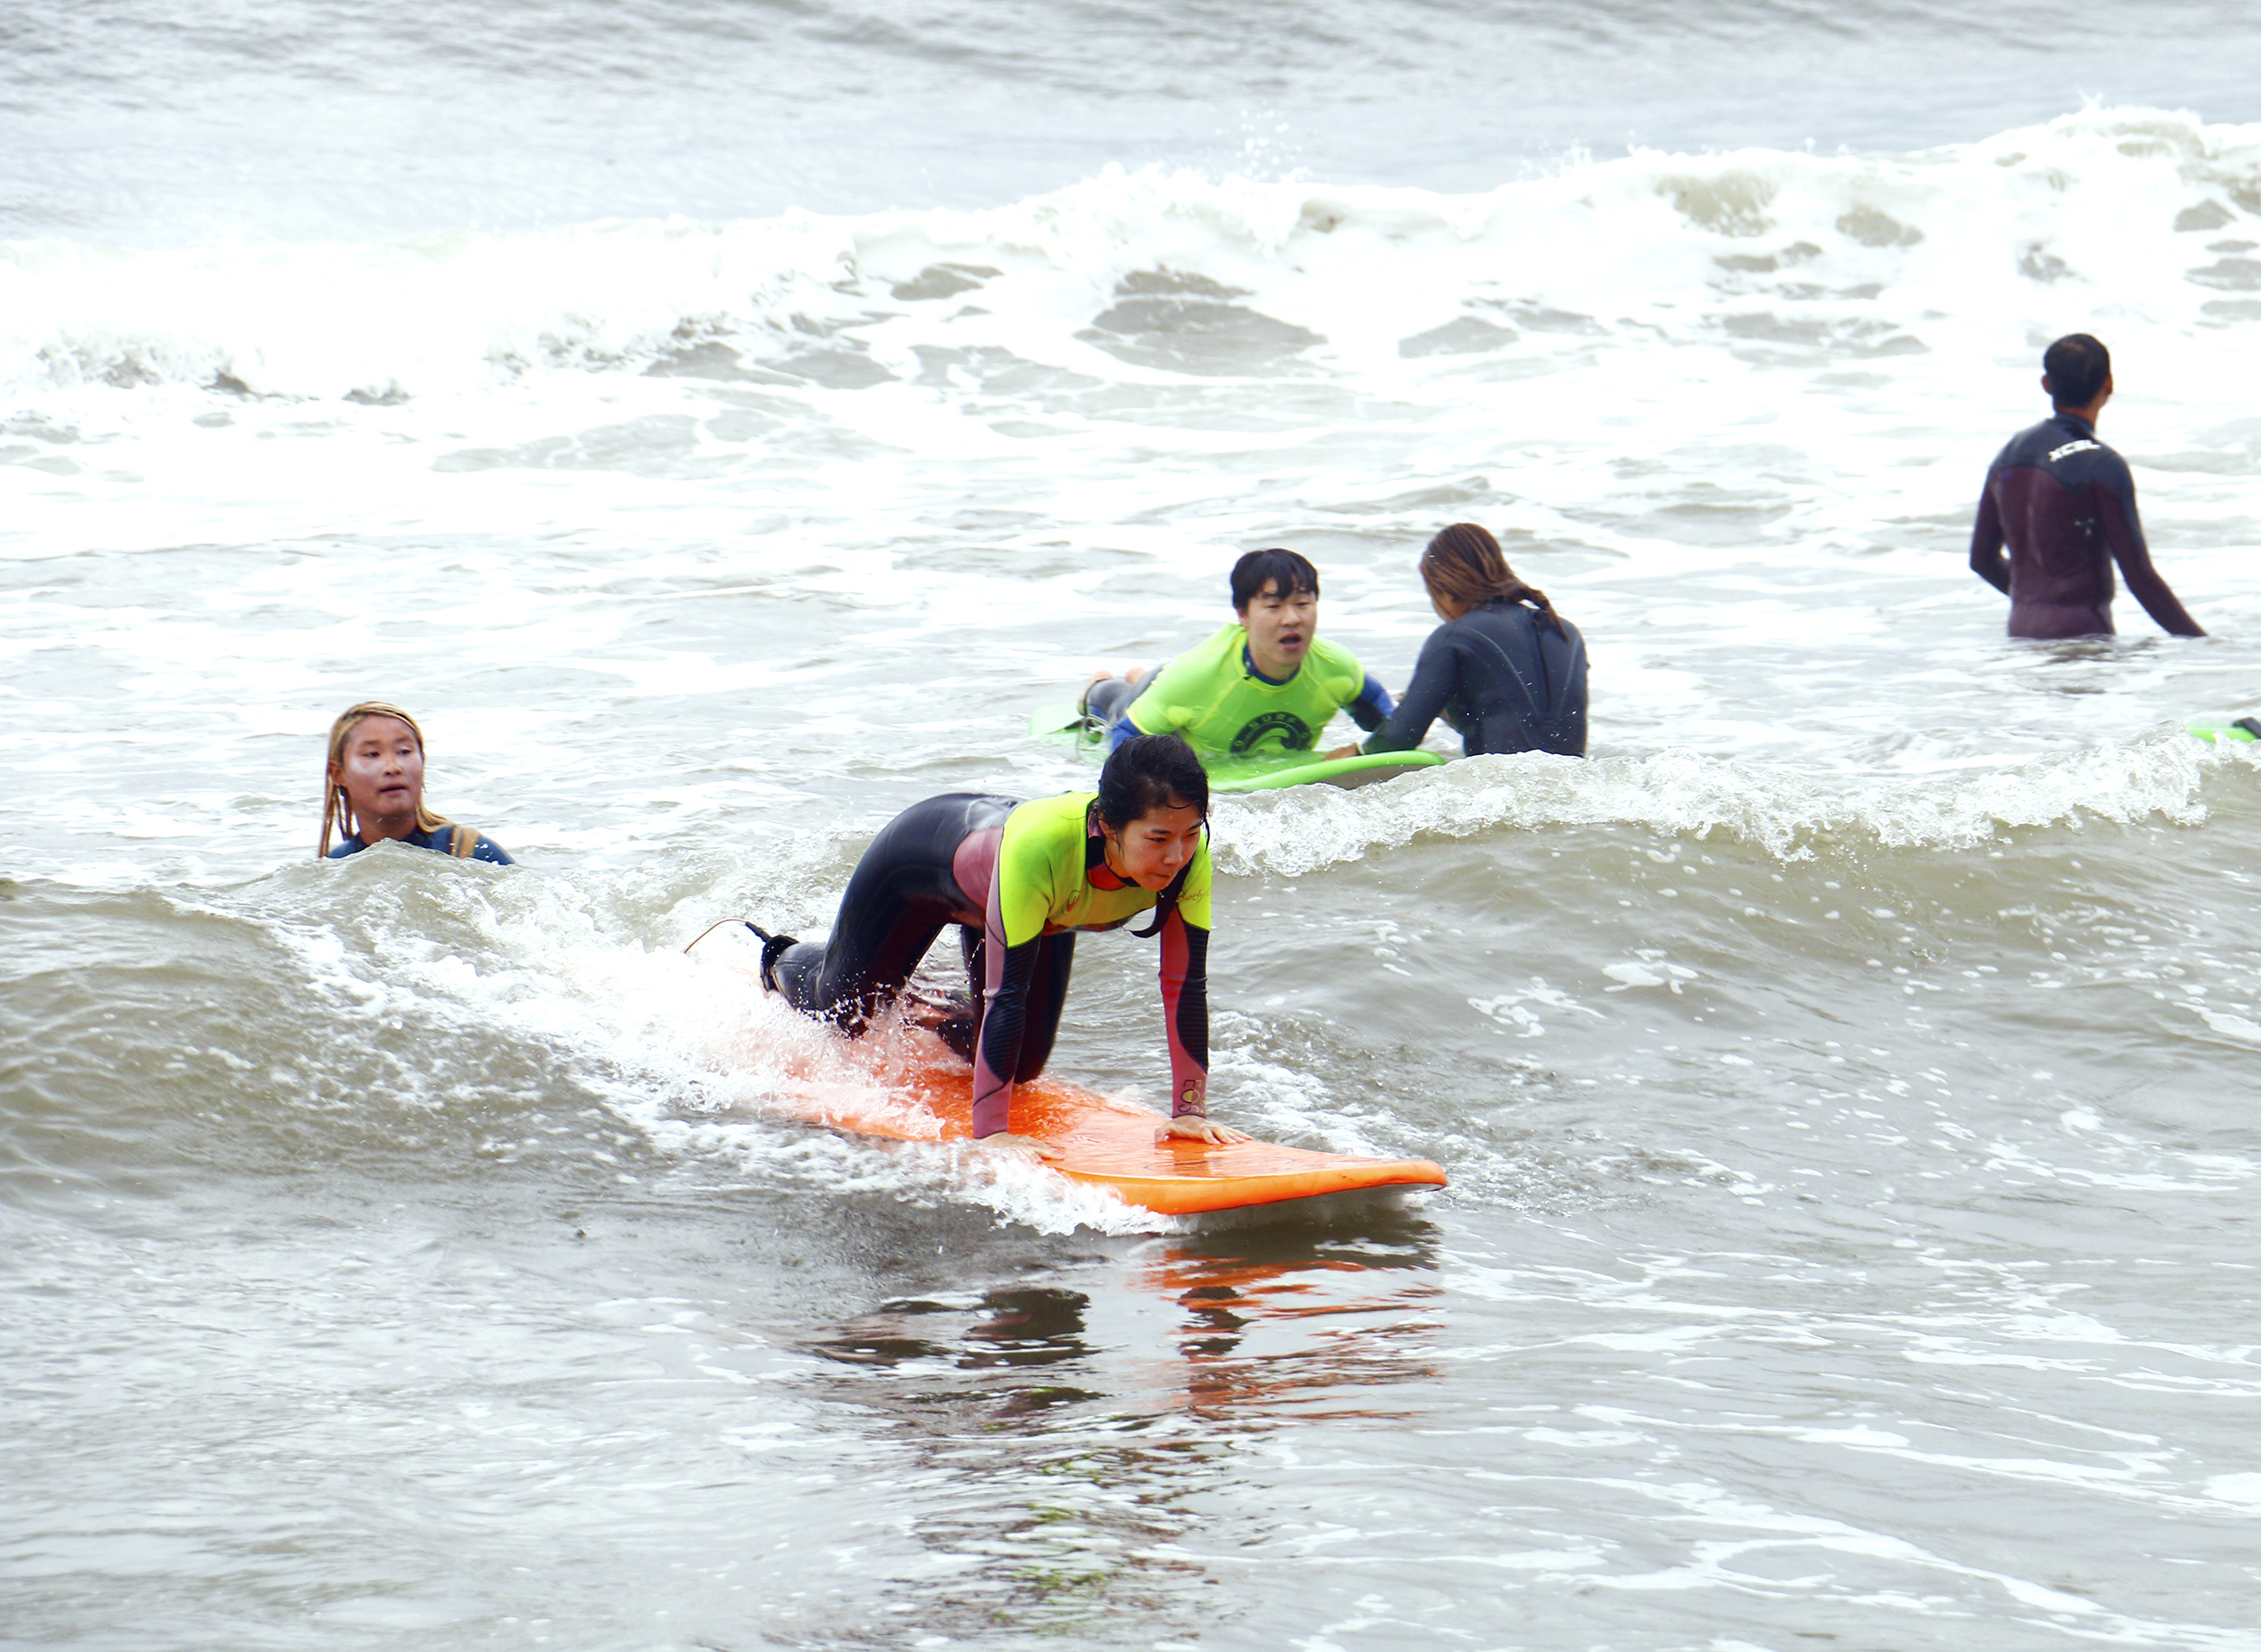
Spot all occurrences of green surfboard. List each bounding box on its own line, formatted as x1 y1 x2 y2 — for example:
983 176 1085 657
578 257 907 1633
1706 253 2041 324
1028 704 1446 792
2190 721 2261 744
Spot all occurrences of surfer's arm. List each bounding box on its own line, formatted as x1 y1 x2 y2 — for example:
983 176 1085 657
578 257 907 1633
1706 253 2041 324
1969 480 2012 596
1346 673 1395 733
1154 911 1248 1146
1157 910 1210 1117
973 816 1058 1137
2100 468 2204 637
971 934 1040 1138
1361 628 1455 754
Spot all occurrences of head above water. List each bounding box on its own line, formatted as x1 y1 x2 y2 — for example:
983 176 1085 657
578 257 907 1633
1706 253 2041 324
2042 333 2113 416
319 701 450 856
1093 733 1208 922
1421 523 1564 633
1229 548 1319 613
1231 548 1321 680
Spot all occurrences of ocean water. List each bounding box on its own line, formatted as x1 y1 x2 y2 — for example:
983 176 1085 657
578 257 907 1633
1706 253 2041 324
9 3 2261 1647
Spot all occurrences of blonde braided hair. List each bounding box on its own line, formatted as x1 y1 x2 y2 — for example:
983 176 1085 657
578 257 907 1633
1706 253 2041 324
318 702 453 857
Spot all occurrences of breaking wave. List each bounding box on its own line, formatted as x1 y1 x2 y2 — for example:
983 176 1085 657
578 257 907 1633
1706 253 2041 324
1213 726 2257 874
7 105 2261 405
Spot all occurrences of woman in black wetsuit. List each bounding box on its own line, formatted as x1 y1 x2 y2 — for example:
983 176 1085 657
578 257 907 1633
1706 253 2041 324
1357 524 1587 760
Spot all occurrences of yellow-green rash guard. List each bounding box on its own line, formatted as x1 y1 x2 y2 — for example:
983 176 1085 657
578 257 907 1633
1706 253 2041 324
974 791 1211 1136
989 791 1212 944
1120 624 1393 758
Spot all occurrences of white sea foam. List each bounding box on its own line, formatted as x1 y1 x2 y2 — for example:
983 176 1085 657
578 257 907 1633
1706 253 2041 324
9 109 2259 855
237 862 1185 1232
1213 727 2252 874
6 107 2260 411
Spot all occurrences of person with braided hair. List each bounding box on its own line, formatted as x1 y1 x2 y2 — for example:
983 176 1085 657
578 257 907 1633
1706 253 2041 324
1353 523 1588 760
747 734 1248 1159
318 702 514 864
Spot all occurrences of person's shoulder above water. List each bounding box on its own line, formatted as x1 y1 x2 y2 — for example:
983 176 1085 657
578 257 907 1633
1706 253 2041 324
1299 632 1367 694
316 700 517 865
1991 410 2125 478
1144 622 1247 697
325 825 514 864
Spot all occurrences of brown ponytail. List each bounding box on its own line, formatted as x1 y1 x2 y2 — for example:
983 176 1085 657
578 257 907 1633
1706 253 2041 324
1420 523 1564 635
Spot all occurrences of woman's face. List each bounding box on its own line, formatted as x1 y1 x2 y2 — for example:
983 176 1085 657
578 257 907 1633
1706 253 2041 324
331 715 425 831
1106 802 1205 889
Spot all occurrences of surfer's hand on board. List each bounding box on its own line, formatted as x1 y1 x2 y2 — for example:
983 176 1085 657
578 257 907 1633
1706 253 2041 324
1157 1115 1252 1147
977 1132 1063 1162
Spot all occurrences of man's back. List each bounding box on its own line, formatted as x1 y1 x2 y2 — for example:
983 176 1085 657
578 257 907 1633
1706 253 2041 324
1969 412 2202 640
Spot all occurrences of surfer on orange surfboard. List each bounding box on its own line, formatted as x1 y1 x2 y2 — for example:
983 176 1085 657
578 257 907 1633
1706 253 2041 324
747 734 1254 1162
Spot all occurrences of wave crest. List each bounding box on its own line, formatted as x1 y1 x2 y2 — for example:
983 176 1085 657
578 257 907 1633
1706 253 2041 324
8 105 2261 404
1213 730 2244 875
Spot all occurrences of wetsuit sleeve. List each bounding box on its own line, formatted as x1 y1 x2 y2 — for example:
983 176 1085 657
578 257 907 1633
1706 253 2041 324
972 928 1043 1138
472 835 515 865
1969 477 2011 596
1361 627 1457 754
1158 910 1209 1117
1347 673 1395 732
971 818 1058 1136
2098 464 2203 637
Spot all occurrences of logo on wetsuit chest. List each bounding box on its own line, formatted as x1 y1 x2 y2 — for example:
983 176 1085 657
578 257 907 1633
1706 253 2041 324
1230 711 1314 755
2048 439 2102 462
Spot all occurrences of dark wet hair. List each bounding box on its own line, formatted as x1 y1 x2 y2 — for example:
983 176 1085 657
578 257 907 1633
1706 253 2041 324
2044 333 2111 410
1093 732 1208 938
1422 523 1565 635
1230 548 1320 612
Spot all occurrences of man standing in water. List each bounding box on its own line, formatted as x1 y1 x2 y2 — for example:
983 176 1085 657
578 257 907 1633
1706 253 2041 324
1968 334 2205 639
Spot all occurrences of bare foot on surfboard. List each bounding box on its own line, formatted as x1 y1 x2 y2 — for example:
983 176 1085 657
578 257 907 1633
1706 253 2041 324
976 1132 1063 1162
1156 1116 1253 1147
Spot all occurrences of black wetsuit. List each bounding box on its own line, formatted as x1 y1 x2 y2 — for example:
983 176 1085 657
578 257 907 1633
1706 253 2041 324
770 794 1079 1102
326 826 514 865
1968 411 2203 639
1361 599 1588 758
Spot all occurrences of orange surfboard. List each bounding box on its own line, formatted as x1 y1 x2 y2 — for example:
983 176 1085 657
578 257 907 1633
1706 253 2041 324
809 1058 1447 1217
687 929 1448 1217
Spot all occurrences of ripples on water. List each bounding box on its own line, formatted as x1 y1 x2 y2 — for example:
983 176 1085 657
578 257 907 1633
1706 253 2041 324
10 0 2261 1645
